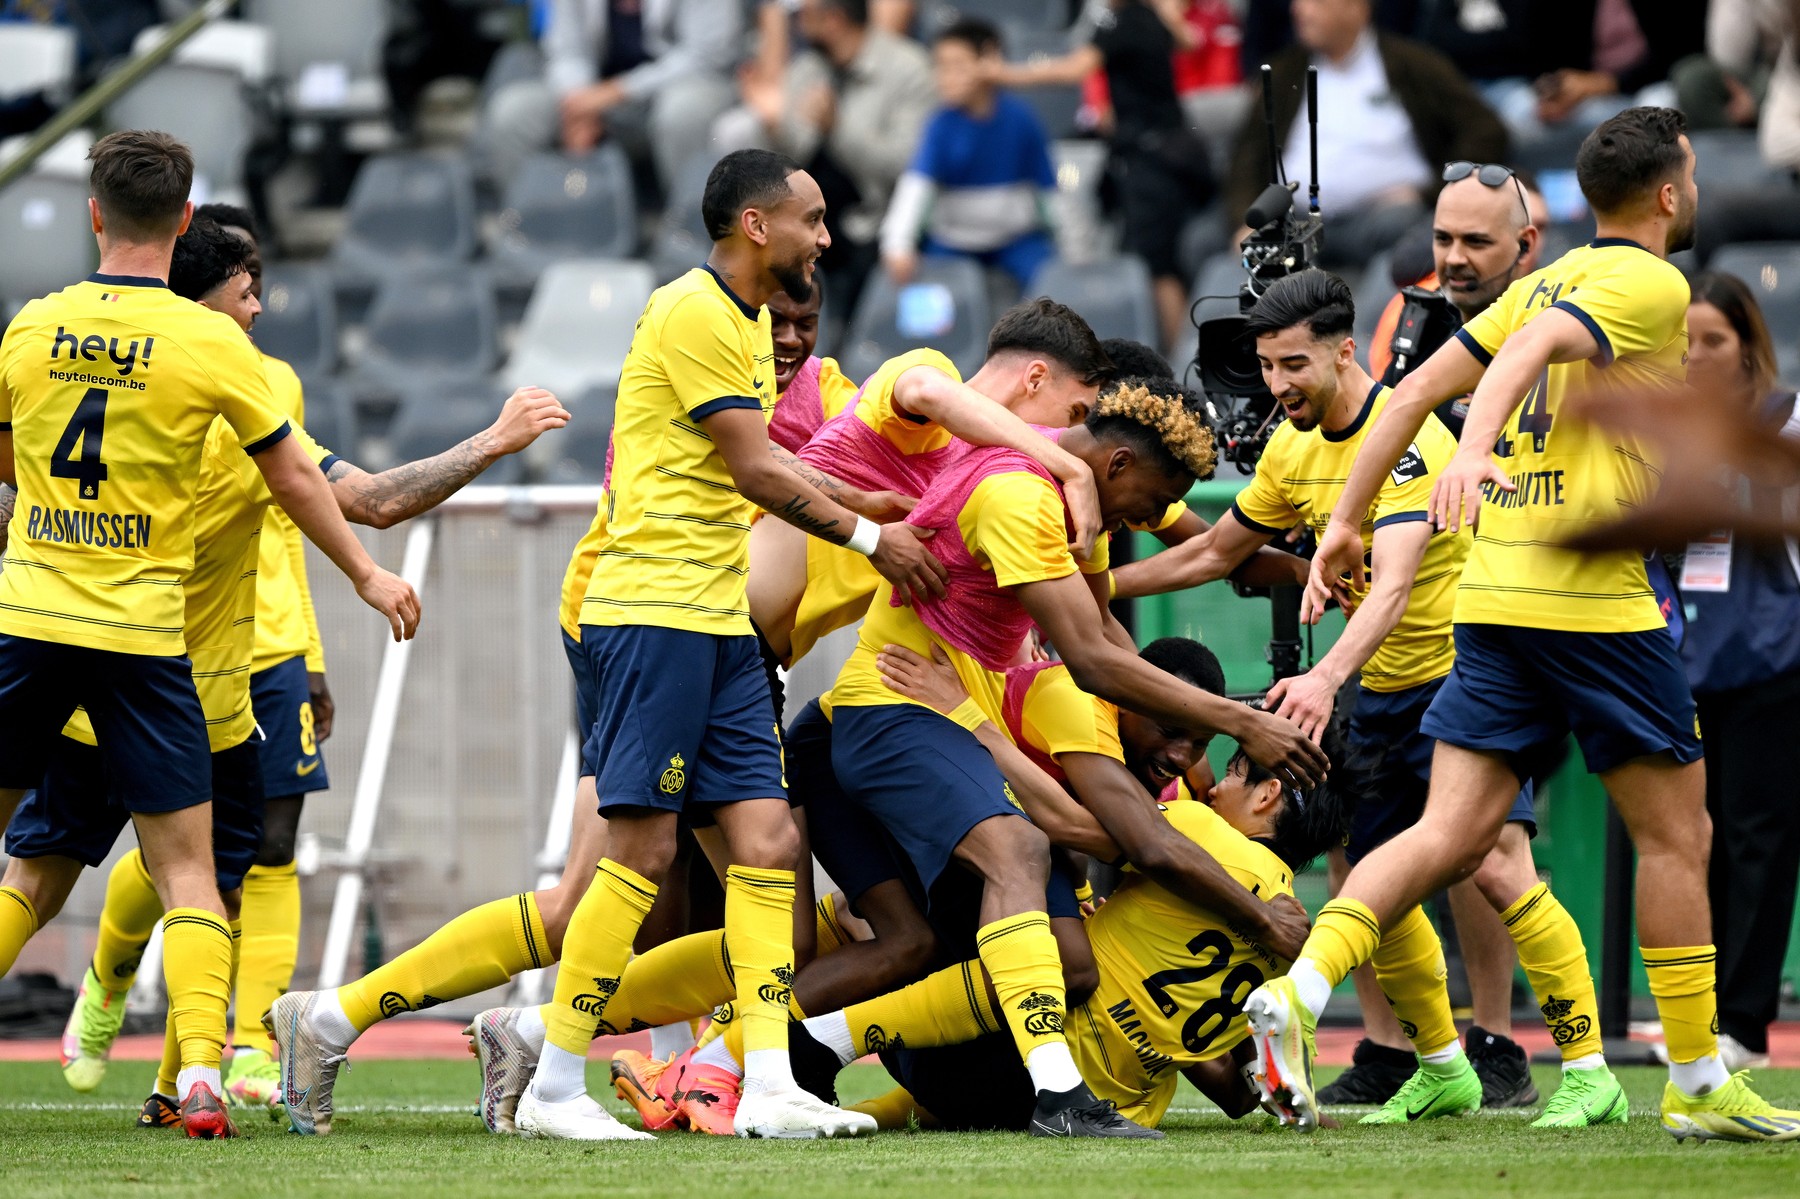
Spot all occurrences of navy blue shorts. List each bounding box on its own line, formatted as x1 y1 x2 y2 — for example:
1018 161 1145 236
562 629 600 760
6 733 267 891
1421 624 1704 779
883 1032 1036 1131
1345 676 1537 863
251 655 329 799
830 703 1031 899
580 624 786 813
0 634 211 810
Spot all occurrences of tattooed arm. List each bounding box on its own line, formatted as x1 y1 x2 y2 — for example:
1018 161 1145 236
767 440 916 522
322 387 569 528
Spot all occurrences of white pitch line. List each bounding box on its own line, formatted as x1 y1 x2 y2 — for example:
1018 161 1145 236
0 1102 478 1114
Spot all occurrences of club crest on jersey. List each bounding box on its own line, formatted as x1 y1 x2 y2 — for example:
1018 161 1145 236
1003 782 1022 812
659 753 686 794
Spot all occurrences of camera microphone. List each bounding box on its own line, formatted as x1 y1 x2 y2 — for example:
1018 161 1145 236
1245 182 1298 233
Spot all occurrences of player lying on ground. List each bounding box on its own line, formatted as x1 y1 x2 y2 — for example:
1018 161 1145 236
1112 268 1612 1124
7 216 566 1134
0 131 418 1139
1255 106 1800 1143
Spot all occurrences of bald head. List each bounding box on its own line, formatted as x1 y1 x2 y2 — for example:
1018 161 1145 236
1432 174 1541 320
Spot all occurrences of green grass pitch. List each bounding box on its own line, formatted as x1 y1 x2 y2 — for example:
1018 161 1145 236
2 1060 1797 1197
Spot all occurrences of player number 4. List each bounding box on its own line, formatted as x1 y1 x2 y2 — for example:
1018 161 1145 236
50 386 110 500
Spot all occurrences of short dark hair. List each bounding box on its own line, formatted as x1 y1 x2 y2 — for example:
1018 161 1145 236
936 16 1001 55
168 216 253 303
1140 637 1225 696
88 130 192 242
1229 718 1368 872
1242 268 1355 342
1576 106 1689 217
702 149 802 242
196 201 259 244
1100 338 1174 382
987 297 1112 385
820 0 868 26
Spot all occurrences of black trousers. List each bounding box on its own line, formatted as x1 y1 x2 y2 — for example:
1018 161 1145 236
1697 666 1800 1052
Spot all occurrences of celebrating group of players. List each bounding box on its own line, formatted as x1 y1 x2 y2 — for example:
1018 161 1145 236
2 103 1799 1145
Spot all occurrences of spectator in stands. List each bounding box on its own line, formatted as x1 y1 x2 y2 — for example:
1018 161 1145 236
1073 1 1250 144
1399 0 1543 118
1679 269 1800 1074
1671 1 1783 134
879 19 1058 291
717 0 935 312
995 0 1217 351
1368 163 1551 395
480 0 741 193
1224 0 1507 270
0 0 158 136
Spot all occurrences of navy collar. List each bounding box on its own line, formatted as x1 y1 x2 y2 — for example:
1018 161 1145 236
1322 380 1382 442
88 272 167 288
1589 237 1650 253
702 264 761 321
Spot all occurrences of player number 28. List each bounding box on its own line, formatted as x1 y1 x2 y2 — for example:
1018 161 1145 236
1140 929 1267 1056
50 386 110 501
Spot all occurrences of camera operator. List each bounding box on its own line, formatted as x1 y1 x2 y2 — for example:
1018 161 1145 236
1118 269 1554 1110
1369 163 1550 434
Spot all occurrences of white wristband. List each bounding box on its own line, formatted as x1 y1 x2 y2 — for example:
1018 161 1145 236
846 516 881 557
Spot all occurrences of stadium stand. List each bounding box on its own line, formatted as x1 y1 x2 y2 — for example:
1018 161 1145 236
490 145 639 294
1029 255 1159 345
841 255 994 382
500 257 656 398
255 264 341 380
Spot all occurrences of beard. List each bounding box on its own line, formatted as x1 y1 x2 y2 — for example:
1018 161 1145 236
771 253 813 303
1668 196 1698 255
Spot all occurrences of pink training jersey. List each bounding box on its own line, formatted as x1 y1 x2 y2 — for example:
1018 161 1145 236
768 356 827 453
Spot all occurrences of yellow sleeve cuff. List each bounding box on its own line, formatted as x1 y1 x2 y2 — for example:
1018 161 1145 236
946 697 987 733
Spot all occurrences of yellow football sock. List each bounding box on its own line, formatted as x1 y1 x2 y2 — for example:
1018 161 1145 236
725 865 798 1056
1302 898 1383 989
1500 883 1602 1062
155 1016 178 1098
94 850 163 992
340 891 549 1033
0 887 38 976
976 912 1068 1061
544 862 656 1056
601 930 734 1034
695 1001 733 1051
161 908 234 1074
231 862 300 1052
1642 944 1720 1065
1370 904 1460 1057
848 1085 925 1130
844 960 1002 1056
815 894 851 957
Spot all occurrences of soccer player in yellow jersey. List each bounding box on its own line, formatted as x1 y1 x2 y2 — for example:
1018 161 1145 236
1261 107 1800 1143
0 132 418 1137
1112 270 1612 1126
0 217 563 1130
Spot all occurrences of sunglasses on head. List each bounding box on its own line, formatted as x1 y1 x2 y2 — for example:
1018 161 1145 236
1443 160 1530 220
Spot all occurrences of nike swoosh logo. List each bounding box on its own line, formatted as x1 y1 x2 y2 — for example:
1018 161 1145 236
753 378 765 390
1030 1118 1068 1136
296 759 320 776
1406 1103 1433 1120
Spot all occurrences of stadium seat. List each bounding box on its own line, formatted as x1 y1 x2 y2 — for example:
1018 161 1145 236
388 384 524 484
1352 250 1394 353
350 266 500 399
1005 28 1082 140
1710 242 1800 338
539 385 616 484
0 173 97 313
1028 255 1158 345
131 19 273 84
107 62 256 202
841 257 994 382
1188 250 1248 329
0 22 77 104
256 265 340 380
1691 128 1789 190
491 146 639 293
923 0 1072 35
331 153 479 299
650 152 715 283
296 375 353 459
0 129 93 178
244 0 388 117
501 259 657 398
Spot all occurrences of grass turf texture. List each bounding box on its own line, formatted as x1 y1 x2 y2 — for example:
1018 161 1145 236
2 1061 1797 1197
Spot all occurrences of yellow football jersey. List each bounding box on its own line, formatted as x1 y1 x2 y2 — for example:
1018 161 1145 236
816 356 859 422
839 347 961 457
1232 384 1466 692
829 470 1106 727
580 268 775 636
1012 661 1125 768
251 355 325 674
0 277 288 655
1069 798 1294 1127
66 419 334 751
1454 239 1689 632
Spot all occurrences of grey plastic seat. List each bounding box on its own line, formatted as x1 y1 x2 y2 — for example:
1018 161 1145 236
244 0 388 117
1691 129 1789 189
649 153 716 283
842 257 994 382
108 63 255 200
1029 255 1157 345
351 266 499 399
540 386 616 484
255 265 339 380
1005 27 1081 140
295 376 352 460
501 259 657 398
0 174 97 309
492 147 639 291
1711 243 1800 339
331 154 479 297
0 22 77 103
387 384 524 485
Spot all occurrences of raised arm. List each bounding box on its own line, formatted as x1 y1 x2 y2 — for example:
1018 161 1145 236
893 364 1101 559
1111 510 1272 599
1017 571 1329 786
705 404 947 602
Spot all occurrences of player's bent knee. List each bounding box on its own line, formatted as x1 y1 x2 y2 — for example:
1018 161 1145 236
257 794 304 867
955 815 1051 888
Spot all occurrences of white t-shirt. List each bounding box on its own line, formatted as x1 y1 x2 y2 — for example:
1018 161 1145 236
1289 30 1434 212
